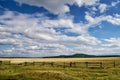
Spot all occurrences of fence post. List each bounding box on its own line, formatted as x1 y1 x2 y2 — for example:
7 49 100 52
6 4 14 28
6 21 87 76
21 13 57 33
24 62 27 66
32 62 35 65
113 61 116 68
70 62 72 67
63 62 66 68
0 61 2 65
85 62 88 68
8 61 11 65
51 62 54 67
100 62 103 68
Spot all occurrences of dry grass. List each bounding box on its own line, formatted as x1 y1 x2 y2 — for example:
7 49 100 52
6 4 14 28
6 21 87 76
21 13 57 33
0 57 120 80
0 57 120 63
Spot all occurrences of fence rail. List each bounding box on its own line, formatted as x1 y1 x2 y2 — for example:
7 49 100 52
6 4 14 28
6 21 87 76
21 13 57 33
0 60 11 65
0 60 120 69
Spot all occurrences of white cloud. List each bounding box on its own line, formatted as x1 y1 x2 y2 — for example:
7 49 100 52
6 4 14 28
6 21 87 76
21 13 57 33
14 0 74 14
0 10 102 57
111 0 120 6
1 4 120 57
85 13 94 22
92 7 97 11
84 13 120 29
106 16 120 25
14 0 100 14
75 0 99 7
104 38 120 45
1 0 120 57
99 3 107 13
114 14 120 18
41 19 74 28
0 39 16 45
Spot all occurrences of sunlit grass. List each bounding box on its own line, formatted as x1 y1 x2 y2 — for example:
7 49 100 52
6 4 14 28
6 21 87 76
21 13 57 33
0 57 120 80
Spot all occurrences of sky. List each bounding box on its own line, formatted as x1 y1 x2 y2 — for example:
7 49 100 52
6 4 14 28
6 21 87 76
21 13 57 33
0 0 120 57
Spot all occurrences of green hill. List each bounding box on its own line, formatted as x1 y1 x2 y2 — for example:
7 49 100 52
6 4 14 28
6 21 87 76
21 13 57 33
44 53 120 58
44 53 96 58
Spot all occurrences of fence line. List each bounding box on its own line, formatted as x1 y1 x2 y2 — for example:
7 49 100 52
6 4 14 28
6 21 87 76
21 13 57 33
0 60 11 65
0 60 119 69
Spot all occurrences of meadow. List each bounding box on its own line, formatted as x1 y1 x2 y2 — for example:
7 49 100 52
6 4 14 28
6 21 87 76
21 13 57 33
0 57 120 80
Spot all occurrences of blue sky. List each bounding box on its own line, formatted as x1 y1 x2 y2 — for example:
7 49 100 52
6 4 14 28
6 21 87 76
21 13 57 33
0 0 120 57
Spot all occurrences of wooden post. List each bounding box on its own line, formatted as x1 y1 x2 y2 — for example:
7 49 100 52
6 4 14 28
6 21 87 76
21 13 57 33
85 62 88 68
113 61 116 68
1 61 11 65
63 62 66 68
8 61 11 65
32 62 35 65
100 62 103 68
70 62 72 67
0 61 2 65
24 62 27 66
51 62 54 67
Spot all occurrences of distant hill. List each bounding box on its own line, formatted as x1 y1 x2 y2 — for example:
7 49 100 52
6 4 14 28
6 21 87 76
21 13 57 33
44 53 120 58
0 53 120 58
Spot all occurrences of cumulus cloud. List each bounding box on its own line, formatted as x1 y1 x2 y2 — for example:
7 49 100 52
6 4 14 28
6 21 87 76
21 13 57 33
111 0 120 6
14 0 100 14
104 38 120 47
106 15 120 25
75 0 99 7
0 39 15 45
85 12 120 28
85 13 94 22
99 3 107 13
14 0 74 14
1 0 120 57
0 10 102 57
41 19 74 28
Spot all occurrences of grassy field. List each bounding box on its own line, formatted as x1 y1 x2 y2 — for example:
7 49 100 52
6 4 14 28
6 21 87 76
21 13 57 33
0 57 120 80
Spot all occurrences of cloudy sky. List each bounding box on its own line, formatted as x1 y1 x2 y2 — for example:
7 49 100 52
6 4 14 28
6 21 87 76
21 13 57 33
0 0 120 57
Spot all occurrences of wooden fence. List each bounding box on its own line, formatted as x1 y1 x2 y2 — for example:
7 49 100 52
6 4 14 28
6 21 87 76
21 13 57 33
0 60 120 69
85 62 103 68
0 60 11 65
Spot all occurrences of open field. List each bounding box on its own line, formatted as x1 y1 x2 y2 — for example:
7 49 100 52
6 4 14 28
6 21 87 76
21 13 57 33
0 57 120 80
0 57 120 63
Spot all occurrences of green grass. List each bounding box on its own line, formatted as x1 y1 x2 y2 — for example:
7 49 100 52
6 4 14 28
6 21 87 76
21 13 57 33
0 58 120 80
